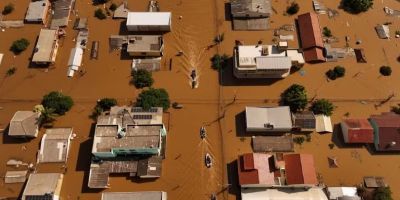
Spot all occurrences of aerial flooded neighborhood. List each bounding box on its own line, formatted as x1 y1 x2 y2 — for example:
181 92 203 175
0 0 400 199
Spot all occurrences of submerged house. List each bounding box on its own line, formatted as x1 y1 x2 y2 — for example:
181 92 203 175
25 0 50 24
233 44 304 78
22 173 64 200
369 112 400 151
230 0 272 30
126 12 171 32
8 111 41 138
340 119 374 144
102 191 167 200
38 128 73 163
32 29 59 65
297 12 325 63
88 106 166 188
245 106 293 132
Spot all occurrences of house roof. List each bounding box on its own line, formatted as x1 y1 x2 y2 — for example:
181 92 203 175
303 48 325 63
230 0 272 17
22 173 63 197
284 154 318 185
245 106 293 131
32 29 58 63
38 128 73 163
50 0 74 29
293 111 316 129
25 0 49 21
342 119 374 143
9 111 40 137
375 25 390 39
252 135 294 152
5 170 28 183
241 187 328 200
237 153 277 186
127 12 171 26
369 113 400 151
315 114 333 133
102 191 166 200
113 2 130 19
297 12 324 49
137 156 163 178
327 187 359 200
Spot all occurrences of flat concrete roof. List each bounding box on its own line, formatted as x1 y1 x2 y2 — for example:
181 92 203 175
127 35 163 53
25 0 49 21
32 29 58 63
38 128 73 163
102 191 167 200
246 106 293 131
22 173 63 198
127 12 171 26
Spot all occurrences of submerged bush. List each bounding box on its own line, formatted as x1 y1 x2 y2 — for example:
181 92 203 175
380 66 392 76
286 2 300 15
95 8 106 19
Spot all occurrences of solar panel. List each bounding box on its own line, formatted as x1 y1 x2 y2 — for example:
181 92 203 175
132 108 158 113
133 115 153 120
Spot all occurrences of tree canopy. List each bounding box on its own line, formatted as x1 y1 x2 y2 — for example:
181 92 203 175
136 88 170 110
281 84 308 112
211 54 230 71
379 66 392 76
286 2 300 15
2 3 14 15
10 39 30 54
94 8 106 19
131 69 154 88
41 91 74 115
374 187 393 200
310 99 334 116
342 0 373 13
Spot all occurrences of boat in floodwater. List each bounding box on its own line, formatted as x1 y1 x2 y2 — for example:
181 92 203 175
205 153 212 168
190 69 198 89
200 126 206 139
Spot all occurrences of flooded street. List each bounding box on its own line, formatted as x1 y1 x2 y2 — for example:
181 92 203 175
1 0 400 199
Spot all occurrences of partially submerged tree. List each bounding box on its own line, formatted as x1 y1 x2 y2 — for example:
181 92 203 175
391 104 400 114
342 0 373 14
2 3 14 15
379 66 392 76
311 99 334 116
131 69 154 88
373 187 393 200
5 67 16 77
136 88 170 110
281 84 308 112
109 3 117 11
94 8 107 19
91 98 117 119
286 2 300 15
211 54 230 71
323 27 332 37
326 66 345 80
10 39 30 54
42 91 74 115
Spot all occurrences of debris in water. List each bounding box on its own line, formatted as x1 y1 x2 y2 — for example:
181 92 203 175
7 159 27 167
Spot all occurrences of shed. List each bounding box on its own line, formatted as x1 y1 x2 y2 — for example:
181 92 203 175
375 25 390 39
315 114 333 133
132 58 161 71
68 47 83 69
8 111 41 138
364 176 387 188
25 0 50 24
38 128 73 163
5 171 28 183
354 49 367 63
126 12 171 32
292 111 316 131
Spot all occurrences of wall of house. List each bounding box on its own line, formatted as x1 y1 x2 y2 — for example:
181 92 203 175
369 119 380 150
340 122 349 143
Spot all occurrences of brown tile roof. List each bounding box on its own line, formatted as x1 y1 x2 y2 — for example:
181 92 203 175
284 154 318 185
297 13 324 49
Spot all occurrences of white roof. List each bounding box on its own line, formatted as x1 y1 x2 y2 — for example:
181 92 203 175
67 47 83 67
245 106 292 130
327 187 358 200
255 56 291 69
315 114 333 133
22 173 63 197
25 0 48 21
287 49 305 64
127 12 171 26
241 187 329 200
32 29 58 62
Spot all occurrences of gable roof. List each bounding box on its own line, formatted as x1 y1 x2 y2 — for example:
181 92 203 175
297 12 324 49
230 0 272 17
237 153 277 186
9 111 40 137
342 119 374 143
369 113 400 151
303 48 325 63
284 154 318 185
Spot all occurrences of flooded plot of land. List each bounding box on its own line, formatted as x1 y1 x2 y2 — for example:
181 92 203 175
1 0 400 199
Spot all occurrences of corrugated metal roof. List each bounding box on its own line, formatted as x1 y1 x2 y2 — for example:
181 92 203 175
284 154 318 185
297 12 324 49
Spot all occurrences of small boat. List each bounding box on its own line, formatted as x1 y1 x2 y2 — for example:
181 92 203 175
190 69 198 89
205 153 212 168
172 102 183 109
200 126 206 139
210 194 217 200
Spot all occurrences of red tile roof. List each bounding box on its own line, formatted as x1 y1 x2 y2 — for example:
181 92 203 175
303 48 325 63
297 13 324 49
237 153 276 185
342 119 374 143
370 113 400 151
297 13 325 63
284 154 318 185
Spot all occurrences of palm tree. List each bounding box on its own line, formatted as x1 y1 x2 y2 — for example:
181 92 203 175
39 107 58 127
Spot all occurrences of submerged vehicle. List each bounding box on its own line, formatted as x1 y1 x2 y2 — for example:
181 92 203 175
205 153 212 168
200 126 206 139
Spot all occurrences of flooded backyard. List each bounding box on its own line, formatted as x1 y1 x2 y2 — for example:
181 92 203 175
1 0 400 199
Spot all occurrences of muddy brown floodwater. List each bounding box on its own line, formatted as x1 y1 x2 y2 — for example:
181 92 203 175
1 0 400 199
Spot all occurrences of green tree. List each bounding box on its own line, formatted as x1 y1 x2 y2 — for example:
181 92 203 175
379 66 392 76
311 99 334 116
342 0 373 13
95 8 107 19
334 66 346 77
391 104 400 114
39 107 59 126
286 2 300 15
374 187 393 200
136 88 170 110
10 39 30 54
131 69 154 88
5 67 16 77
293 136 305 145
326 69 337 80
323 27 332 37
109 3 117 11
281 84 308 112
42 91 74 115
2 3 14 15
211 54 229 70
97 98 117 110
